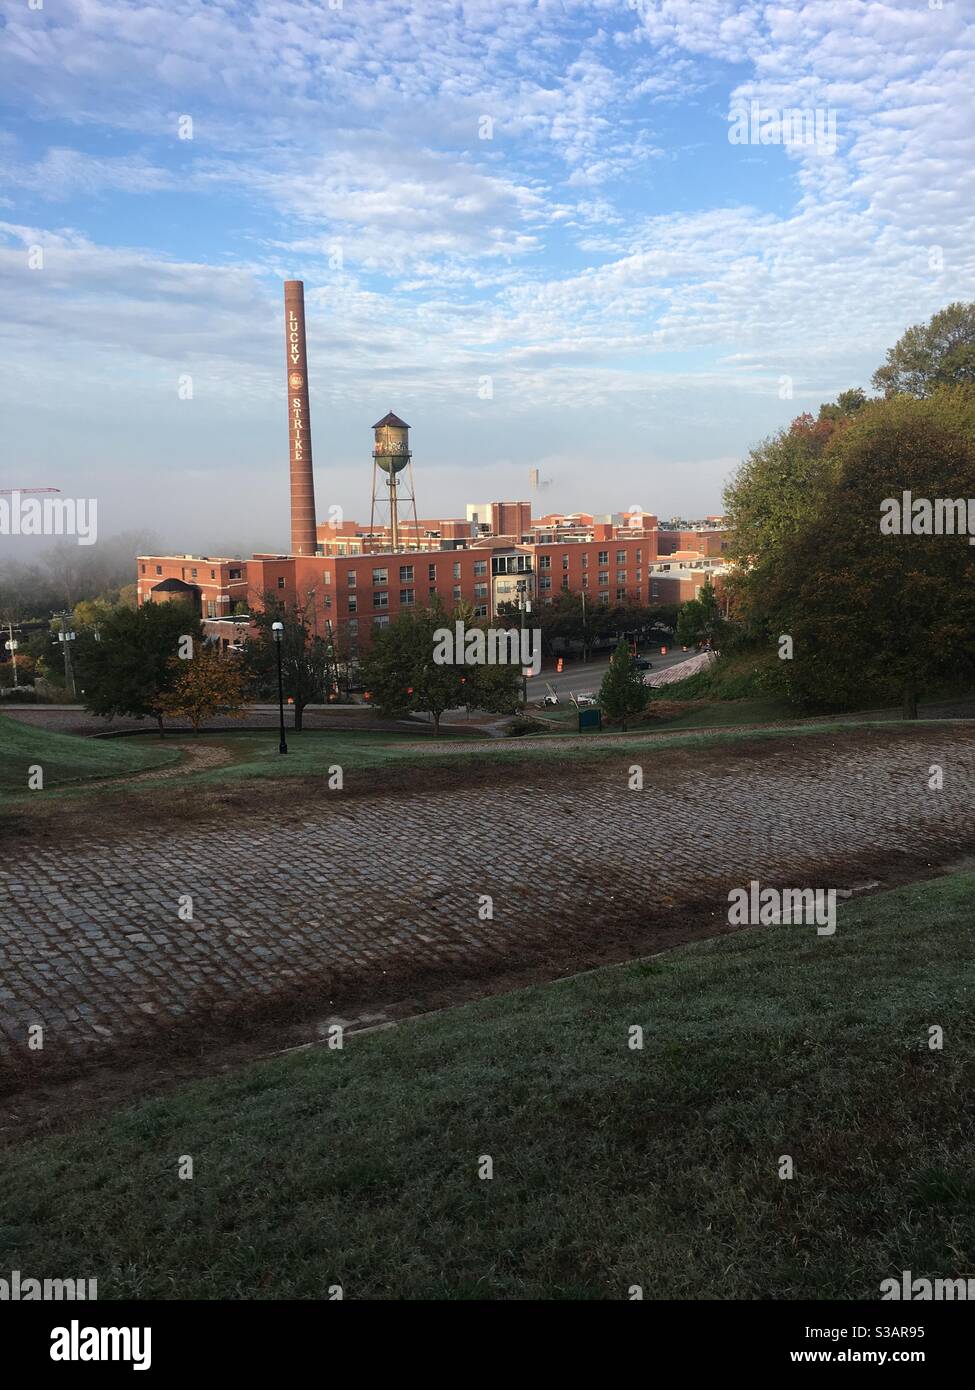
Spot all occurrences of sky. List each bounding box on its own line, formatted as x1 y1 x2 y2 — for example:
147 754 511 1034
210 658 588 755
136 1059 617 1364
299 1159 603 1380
2 0 974 553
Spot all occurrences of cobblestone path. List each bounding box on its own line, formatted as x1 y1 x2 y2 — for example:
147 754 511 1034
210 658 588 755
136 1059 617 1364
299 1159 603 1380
2 726 974 1078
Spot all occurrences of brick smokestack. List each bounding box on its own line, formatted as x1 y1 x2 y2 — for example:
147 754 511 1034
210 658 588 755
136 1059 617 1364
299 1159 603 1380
284 280 318 556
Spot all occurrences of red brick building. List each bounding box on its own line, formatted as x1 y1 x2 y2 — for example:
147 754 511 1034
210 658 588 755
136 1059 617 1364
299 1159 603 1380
138 508 728 663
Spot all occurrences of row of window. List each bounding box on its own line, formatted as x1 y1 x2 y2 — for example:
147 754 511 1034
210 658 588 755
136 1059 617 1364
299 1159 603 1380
142 564 242 581
340 558 490 589
537 549 643 570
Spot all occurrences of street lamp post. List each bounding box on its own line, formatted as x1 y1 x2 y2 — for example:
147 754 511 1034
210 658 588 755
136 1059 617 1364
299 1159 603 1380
272 621 288 754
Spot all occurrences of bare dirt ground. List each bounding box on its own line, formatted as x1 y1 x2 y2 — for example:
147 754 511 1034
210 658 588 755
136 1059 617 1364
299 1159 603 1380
2 723 974 1143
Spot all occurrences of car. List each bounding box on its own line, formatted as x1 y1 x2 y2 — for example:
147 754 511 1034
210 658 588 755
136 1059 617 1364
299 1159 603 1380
574 692 597 706
633 657 653 670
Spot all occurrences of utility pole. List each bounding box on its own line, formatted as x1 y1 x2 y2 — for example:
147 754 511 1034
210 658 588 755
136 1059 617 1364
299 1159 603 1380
58 617 77 699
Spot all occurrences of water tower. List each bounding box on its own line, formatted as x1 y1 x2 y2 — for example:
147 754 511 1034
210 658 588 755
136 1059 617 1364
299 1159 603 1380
370 411 419 551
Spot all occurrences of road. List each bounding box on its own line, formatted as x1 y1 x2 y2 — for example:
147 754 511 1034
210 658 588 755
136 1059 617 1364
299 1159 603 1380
521 646 696 702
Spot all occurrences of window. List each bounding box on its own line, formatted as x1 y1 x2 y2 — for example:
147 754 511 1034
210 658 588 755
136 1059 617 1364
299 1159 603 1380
229 568 241 580
347 595 358 613
324 595 332 610
372 568 387 586
428 563 437 582
561 576 569 590
156 565 162 575
400 588 415 605
323 570 332 585
453 561 461 579
474 559 487 576
474 583 487 599
562 554 569 570
474 605 488 619
598 550 608 564
452 585 462 602
617 570 627 583
598 572 609 586
428 586 437 598
538 554 551 569
348 619 358 636
347 571 357 588
581 554 588 569
277 577 286 589
636 569 642 582
210 569 216 579
373 615 389 628
636 549 642 563
600 593 610 606
616 550 626 564
207 601 216 617
399 564 414 583
373 592 389 609
140 563 146 574
540 576 552 591
582 574 589 589
191 568 198 578
616 587 627 601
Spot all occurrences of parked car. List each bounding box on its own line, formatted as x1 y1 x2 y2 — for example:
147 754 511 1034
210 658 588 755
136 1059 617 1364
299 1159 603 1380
633 657 653 671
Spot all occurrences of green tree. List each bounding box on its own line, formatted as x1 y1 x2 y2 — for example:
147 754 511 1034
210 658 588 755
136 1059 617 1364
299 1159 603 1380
873 302 975 398
74 600 202 735
761 392 975 717
676 578 726 649
598 640 648 730
362 604 523 735
243 590 332 731
361 604 462 736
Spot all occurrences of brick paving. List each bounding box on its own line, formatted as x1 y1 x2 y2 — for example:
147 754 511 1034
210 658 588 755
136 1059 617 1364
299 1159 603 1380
2 726 974 1076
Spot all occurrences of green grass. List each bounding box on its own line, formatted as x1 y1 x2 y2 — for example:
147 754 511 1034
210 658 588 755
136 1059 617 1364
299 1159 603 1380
3 718 958 804
650 648 780 703
0 713 177 794
644 696 793 729
3 873 974 1299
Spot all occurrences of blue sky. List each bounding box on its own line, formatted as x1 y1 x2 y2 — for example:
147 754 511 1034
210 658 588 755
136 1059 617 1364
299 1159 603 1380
2 0 974 551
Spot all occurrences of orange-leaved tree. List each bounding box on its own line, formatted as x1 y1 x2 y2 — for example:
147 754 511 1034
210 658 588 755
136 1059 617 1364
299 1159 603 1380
158 645 248 733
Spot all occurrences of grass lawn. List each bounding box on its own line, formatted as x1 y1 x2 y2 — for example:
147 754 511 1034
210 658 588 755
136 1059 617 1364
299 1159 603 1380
2 719 959 808
3 873 973 1299
642 696 793 729
0 712 177 795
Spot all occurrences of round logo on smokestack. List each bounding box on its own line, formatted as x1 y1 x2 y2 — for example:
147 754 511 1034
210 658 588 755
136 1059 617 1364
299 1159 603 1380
289 373 304 389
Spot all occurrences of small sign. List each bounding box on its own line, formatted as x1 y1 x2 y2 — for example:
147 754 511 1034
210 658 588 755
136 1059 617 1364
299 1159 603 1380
4 640 18 651
578 708 602 732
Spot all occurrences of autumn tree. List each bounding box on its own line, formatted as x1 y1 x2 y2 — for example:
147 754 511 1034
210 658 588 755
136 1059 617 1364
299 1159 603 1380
158 646 247 732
